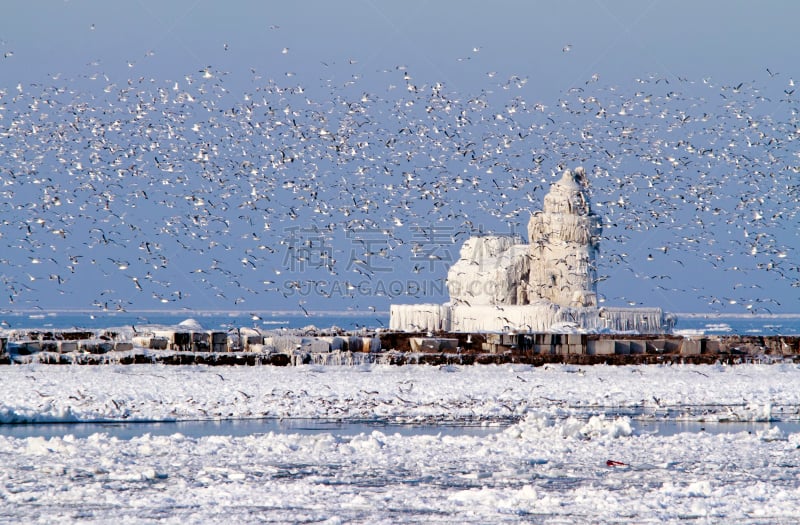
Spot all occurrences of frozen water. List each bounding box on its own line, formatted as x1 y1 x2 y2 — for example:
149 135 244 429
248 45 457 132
1 411 799 522
3 363 799 424
1 364 800 522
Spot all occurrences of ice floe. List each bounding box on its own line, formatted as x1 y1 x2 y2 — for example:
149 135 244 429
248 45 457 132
1 363 800 522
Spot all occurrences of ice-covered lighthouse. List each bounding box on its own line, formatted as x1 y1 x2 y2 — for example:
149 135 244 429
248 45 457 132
527 166 602 308
389 167 674 333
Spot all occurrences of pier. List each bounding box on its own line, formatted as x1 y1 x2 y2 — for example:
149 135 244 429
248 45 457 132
1 327 798 366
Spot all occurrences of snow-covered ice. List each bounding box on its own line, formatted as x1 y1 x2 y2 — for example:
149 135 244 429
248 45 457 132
4 363 800 424
2 363 800 523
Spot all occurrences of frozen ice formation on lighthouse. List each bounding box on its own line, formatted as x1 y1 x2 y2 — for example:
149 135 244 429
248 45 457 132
391 167 674 334
528 166 602 307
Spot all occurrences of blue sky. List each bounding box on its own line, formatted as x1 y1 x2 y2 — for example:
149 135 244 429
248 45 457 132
0 1 798 314
4 2 795 95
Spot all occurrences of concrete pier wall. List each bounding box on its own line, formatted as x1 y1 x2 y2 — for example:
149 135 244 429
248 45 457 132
376 332 800 359
2 328 799 365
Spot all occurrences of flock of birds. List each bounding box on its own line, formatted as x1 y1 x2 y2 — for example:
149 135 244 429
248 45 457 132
0 53 797 316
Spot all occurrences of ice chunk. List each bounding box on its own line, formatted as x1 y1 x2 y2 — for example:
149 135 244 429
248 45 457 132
177 318 204 331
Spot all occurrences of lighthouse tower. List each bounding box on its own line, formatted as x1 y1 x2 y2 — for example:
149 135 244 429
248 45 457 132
389 165 673 334
526 167 602 307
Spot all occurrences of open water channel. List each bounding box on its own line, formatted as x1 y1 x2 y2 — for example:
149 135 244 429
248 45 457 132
3 416 798 441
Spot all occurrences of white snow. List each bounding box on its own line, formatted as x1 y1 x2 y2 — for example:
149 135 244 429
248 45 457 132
176 318 204 331
447 235 529 305
1 363 800 523
3 362 798 424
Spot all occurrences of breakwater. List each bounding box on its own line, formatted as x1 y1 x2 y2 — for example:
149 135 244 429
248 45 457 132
1 328 799 366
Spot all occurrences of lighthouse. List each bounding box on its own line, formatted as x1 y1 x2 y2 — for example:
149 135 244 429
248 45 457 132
389 166 673 334
527 167 602 307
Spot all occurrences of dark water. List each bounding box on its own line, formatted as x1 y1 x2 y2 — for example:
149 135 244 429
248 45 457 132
1 310 387 332
0 418 501 441
4 311 800 335
2 417 797 441
636 419 798 436
675 315 800 336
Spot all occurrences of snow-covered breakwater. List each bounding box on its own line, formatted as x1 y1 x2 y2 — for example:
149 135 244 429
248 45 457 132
0 320 381 365
1 323 800 365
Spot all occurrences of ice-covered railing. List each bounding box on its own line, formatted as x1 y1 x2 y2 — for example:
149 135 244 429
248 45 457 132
389 303 673 334
595 307 676 333
388 304 451 332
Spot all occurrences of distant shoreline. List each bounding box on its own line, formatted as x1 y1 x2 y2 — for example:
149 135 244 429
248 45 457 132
671 312 800 319
2 309 799 319
0 308 391 317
